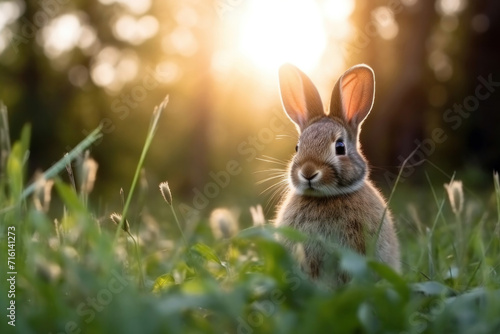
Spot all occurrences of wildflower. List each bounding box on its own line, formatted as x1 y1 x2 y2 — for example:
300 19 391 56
110 212 130 233
444 180 464 216
81 151 98 195
159 181 187 245
120 187 125 207
65 153 77 191
159 181 172 205
33 171 54 213
209 208 239 239
250 205 266 226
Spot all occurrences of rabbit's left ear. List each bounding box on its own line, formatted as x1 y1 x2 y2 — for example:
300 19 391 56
279 63 324 132
329 64 375 128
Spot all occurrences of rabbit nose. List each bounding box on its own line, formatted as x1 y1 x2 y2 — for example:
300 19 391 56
299 164 321 182
301 171 319 181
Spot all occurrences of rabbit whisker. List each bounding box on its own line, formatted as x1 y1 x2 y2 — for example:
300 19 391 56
256 175 287 185
259 179 288 196
265 183 288 214
257 155 289 166
253 168 287 174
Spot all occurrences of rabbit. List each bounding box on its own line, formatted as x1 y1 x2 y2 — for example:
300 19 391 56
275 63 400 285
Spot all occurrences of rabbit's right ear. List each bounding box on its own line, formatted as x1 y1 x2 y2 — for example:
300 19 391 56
279 64 324 132
329 64 375 130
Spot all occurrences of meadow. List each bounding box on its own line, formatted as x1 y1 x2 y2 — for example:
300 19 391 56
1 98 500 334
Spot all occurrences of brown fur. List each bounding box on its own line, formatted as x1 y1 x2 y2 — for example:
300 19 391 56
275 64 401 286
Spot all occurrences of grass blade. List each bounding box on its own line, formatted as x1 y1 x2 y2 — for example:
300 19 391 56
21 125 103 200
114 95 169 243
0 124 102 214
0 102 11 176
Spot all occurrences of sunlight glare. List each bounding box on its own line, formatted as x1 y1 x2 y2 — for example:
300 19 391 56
238 0 327 72
324 0 354 22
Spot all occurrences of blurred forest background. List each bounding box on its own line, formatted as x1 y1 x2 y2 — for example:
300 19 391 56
0 0 499 217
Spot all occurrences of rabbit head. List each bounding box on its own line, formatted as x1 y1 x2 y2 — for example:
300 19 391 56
278 64 375 197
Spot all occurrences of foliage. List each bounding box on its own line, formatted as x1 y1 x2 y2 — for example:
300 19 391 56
1 107 500 334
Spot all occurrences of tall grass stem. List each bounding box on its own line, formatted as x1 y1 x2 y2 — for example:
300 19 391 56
114 95 169 244
170 201 187 246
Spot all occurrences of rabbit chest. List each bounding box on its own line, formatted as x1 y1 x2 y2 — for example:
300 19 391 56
276 182 387 277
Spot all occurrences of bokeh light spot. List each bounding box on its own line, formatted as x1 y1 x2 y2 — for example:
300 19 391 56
471 14 490 33
373 6 399 40
113 14 158 45
168 27 198 57
68 65 89 87
436 0 466 16
41 14 82 58
91 62 115 87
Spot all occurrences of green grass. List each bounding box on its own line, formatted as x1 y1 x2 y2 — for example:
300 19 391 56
1 100 500 334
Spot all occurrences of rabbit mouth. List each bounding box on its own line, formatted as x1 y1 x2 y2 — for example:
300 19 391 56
295 169 324 195
295 180 330 197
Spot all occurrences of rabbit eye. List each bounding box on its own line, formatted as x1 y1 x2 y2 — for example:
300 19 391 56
295 144 298 152
335 140 346 155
